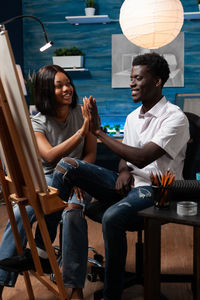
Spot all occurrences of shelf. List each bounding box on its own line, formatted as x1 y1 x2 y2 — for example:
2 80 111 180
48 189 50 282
64 68 89 72
184 12 200 20
47 12 200 25
64 12 200 25
65 15 111 25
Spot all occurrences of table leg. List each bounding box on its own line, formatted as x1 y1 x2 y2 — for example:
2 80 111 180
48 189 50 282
144 217 161 300
193 226 200 300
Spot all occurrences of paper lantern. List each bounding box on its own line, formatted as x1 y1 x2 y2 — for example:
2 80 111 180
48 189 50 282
119 0 184 49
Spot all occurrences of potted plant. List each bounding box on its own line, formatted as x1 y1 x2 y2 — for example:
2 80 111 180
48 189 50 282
84 0 95 16
52 47 84 69
114 124 120 134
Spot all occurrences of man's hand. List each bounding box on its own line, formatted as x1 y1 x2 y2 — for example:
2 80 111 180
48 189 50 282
115 170 134 197
83 96 101 135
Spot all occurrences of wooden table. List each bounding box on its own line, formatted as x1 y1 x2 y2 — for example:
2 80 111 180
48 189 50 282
138 202 200 300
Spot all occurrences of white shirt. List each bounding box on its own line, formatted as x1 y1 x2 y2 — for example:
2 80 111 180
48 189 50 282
122 97 190 187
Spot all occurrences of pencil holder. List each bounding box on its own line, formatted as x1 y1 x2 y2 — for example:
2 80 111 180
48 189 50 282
152 185 171 209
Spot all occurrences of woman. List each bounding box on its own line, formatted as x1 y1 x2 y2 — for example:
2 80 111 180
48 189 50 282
0 65 97 300
33 65 96 185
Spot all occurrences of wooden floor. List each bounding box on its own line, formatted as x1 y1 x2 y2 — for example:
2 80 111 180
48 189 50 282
0 199 194 300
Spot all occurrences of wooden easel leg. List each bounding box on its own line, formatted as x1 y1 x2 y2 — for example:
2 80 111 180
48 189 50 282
34 208 68 300
18 204 43 274
0 165 35 299
18 202 68 300
23 271 35 300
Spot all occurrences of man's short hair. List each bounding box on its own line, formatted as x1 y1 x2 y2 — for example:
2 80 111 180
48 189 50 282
132 52 170 86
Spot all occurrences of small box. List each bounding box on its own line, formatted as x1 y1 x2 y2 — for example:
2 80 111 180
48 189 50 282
177 201 197 216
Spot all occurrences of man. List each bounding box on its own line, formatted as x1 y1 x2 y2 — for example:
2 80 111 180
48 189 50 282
0 52 189 300
49 52 190 299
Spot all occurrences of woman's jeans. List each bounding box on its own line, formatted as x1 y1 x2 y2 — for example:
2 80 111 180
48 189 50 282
0 204 36 286
0 173 88 289
52 158 154 300
0 174 58 287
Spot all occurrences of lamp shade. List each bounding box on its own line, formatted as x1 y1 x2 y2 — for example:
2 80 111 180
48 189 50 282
119 0 184 49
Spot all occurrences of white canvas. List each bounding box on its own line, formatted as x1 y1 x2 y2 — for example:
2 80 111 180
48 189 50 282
0 30 47 193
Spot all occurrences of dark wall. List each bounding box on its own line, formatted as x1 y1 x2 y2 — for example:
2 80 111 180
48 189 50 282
0 0 23 67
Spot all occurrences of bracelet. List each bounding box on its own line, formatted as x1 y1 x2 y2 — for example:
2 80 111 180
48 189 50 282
76 131 84 140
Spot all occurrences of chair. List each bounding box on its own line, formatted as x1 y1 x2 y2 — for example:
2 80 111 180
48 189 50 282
88 111 200 300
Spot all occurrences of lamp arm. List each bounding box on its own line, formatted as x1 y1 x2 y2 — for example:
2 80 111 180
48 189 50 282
1 15 49 43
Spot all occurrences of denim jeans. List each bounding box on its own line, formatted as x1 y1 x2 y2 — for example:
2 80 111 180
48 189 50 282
0 174 56 287
52 158 154 300
61 208 88 288
0 172 89 289
0 204 36 286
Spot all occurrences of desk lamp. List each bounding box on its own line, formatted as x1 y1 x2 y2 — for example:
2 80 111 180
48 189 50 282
0 15 53 52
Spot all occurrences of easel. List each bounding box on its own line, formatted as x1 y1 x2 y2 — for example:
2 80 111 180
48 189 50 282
0 29 68 299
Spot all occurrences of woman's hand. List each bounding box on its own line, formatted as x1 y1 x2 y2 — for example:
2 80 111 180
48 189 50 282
79 98 90 137
69 186 85 203
83 96 101 136
115 170 134 197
